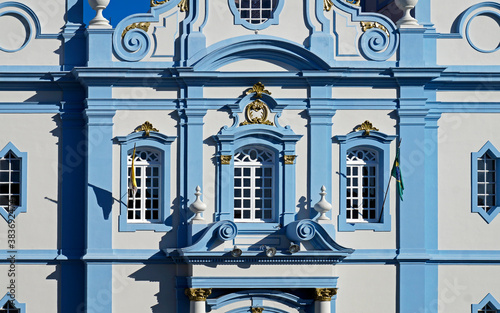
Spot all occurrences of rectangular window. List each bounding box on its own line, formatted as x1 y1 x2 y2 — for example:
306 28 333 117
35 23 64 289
127 149 161 223
477 152 496 214
346 149 378 223
236 0 277 24
0 151 21 211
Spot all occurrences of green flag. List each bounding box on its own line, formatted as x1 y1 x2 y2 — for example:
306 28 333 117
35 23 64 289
391 146 404 201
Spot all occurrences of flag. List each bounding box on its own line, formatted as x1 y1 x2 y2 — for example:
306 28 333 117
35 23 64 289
129 144 138 198
391 145 404 201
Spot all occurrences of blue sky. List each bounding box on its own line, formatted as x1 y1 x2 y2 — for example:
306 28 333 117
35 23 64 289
84 0 151 27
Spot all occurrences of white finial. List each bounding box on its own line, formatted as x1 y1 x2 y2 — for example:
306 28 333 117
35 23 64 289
395 0 420 27
189 186 207 221
88 0 112 28
313 186 332 220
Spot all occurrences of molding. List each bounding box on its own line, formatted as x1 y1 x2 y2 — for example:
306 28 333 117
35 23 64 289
472 293 500 313
333 131 396 231
0 142 27 221
115 131 177 232
207 290 312 311
187 276 338 289
471 141 500 223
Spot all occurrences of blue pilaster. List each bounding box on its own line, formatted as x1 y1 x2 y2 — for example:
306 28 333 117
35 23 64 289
307 85 335 220
63 0 86 69
83 85 114 311
397 28 426 67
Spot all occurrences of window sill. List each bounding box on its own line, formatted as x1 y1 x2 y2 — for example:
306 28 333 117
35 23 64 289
119 221 173 232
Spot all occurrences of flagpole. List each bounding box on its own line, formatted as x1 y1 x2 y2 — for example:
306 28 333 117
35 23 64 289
378 139 402 223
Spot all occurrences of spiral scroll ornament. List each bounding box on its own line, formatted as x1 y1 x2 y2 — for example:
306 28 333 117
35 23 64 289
359 25 397 61
114 22 152 62
217 221 238 241
294 220 316 241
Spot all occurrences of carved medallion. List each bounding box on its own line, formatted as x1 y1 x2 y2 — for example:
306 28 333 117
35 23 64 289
240 99 274 126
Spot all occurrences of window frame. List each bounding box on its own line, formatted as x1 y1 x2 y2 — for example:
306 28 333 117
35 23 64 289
334 131 396 232
0 143 27 222
116 132 176 232
233 146 277 223
471 141 500 223
213 94 302 233
228 0 285 30
472 294 500 313
0 294 25 313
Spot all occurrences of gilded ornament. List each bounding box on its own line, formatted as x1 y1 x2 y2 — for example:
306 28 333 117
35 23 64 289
134 121 159 136
151 0 188 11
220 155 232 165
355 120 379 136
314 288 337 301
246 82 271 99
346 0 360 5
185 288 212 301
324 0 334 11
284 155 296 165
251 308 264 313
121 22 151 38
240 99 274 126
360 21 390 37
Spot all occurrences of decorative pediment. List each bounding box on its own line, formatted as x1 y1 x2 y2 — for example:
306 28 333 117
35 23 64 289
165 219 354 264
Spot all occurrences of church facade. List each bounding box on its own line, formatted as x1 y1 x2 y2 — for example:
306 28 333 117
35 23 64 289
0 0 500 312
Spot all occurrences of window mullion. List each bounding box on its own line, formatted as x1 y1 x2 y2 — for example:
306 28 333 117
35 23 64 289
251 166 256 221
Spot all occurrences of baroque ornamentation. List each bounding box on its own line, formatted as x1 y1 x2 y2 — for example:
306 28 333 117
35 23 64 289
240 100 274 126
355 120 379 136
122 22 150 38
185 288 212 301
314 288 338 301
151 0 188 12
246 82 271 99
284 155 296 165
220 155 232 165
251 308 264 313
134 121 159 136
346 0 360 6
360 21 390 37
324 0 334 11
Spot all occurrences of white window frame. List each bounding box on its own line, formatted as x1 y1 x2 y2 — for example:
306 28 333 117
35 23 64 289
127 148 162 224
233 147 275 223
346 148 379 223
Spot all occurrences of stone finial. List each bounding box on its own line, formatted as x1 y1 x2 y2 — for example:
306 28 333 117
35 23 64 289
88 0 111 28
185 288 212 301
314 288 338 301
313 186 332 220
395 0 419 27
189 186 207 221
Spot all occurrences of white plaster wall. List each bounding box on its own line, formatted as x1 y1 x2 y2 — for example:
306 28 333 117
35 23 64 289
438 113 500 250
437 91 500 103
435 0 500 66
0 90 62 102
191 264 335 280
0 114 59 250
333 87 397 99
332 110 397 249
278 109 308 218
203 109 233 223
336 264 396 313
0 1 63 66
112 110 178 250
112 87 178 99
217 59 299 72
204 1 309 49
0 264 59 313
112 264 176 313
203 86 307 99
438 265 500 313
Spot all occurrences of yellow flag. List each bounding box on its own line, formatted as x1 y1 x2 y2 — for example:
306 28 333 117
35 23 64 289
129 144 138 197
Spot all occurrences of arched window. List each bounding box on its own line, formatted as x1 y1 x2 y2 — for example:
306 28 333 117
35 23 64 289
127 148 162 223
346 148 379 222
233 147 275 222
